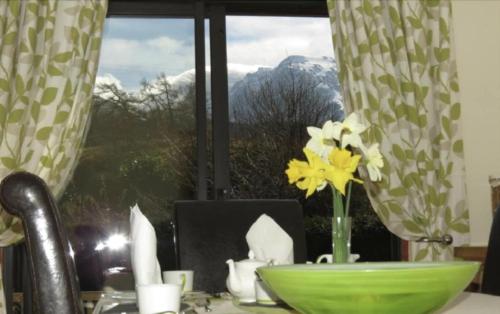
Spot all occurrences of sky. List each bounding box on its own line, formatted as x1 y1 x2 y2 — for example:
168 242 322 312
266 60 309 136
97 16 335 90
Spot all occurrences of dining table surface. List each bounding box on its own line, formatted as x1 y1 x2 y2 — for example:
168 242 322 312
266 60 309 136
94 291 500 314
206 292 500 314
439 292 500 314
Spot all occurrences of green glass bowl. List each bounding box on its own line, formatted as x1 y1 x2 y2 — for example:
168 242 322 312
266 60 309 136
257 262 479 314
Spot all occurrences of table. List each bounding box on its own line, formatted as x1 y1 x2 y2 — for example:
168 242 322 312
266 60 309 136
206 293 500 314
439 292 500 314
94 292 500 313
14 291 104 314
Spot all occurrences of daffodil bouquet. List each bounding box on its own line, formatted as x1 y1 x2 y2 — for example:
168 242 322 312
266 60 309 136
285 112 383 262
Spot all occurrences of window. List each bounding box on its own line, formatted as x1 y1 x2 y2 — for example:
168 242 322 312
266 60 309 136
225 16 395 261
226 16 343 200
58 0 399 291
60 17 197 291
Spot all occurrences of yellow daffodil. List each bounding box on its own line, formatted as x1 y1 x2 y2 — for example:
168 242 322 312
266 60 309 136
285 148 329 198
286 159 307 183
361 143 384 181
325 148 363 195
306 120 336 160
331 112 367 148
285 116 383 246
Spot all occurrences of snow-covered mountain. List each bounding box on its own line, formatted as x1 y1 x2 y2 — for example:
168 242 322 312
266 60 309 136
229 55 343 120
94 55 343 120
166 63 270 92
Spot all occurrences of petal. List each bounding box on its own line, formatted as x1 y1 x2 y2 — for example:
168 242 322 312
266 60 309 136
316 181 328 191
351 121 368 134
322 120 335 139
328 147 348 166
304 148 328 170
306 183 316 198
359 144 369 156
303 148 318 164
296 178 310 191
343 112 357 125
285 159 307 183
342 133 363 148
367 164 382 181
305 139 323 157
330 170 350 195
367 144 384 167
307 126 322 139
346 154 362 173
285 168 300 183
367 143 379 153
331 121 343 140
344 112 368 134
319 145 334 161
372 155 384 168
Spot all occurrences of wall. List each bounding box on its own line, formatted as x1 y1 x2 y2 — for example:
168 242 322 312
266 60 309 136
452 0 500 246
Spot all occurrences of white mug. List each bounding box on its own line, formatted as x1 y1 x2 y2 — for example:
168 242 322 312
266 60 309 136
316 253 360 264
136 283 181 314
163 270 194 293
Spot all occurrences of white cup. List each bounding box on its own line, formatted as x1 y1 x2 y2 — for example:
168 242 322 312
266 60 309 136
316 253 360 263
162 270 194 293
136 283 181 314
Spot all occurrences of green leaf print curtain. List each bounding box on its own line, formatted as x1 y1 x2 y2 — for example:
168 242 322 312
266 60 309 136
0 0 107 309
0 0 107 243
327 0 469 261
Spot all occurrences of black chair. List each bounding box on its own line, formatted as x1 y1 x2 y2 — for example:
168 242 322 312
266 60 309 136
174 199 306 293
482 205 500 295
0 172 83 314
2 244 34 314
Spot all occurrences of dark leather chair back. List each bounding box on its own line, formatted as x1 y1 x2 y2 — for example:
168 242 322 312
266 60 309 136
0 172 83 314
482 205 500 295
174 199 306 293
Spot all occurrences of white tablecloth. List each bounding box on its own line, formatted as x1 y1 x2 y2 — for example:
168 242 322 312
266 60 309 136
439 292 500 314
94 291 500 313
202 292 500 314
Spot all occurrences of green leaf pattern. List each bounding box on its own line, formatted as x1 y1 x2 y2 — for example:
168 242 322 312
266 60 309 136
0 0 107 250
327 0 469 261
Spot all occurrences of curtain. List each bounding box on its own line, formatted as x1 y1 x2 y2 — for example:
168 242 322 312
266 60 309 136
0 0 107 310
327 0 469 261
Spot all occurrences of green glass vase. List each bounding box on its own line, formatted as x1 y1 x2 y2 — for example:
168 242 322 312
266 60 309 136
332 216 351 263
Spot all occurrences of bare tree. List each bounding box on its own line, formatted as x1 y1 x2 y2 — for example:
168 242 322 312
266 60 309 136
229 69 342 200
61 76 198 228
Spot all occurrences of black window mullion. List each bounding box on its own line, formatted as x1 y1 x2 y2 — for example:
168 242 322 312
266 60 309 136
209 5 230 200
194 1 207 200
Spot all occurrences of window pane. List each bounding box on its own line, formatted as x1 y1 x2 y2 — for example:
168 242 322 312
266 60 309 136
226 16 396 262
59 18 197 291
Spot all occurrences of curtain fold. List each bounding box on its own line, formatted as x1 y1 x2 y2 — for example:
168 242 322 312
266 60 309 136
0 0 108 310
0 0 107 243
327 0 469 261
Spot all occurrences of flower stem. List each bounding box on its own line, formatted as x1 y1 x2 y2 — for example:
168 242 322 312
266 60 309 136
332 186 344 218
345 181 352 218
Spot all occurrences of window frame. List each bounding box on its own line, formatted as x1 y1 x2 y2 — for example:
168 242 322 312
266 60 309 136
89 0 402 265
107 1 329 18
106 0 330 200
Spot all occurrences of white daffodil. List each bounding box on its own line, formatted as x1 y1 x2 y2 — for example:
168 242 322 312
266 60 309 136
305 120 336 160
331 112 368 148
361 143 384 181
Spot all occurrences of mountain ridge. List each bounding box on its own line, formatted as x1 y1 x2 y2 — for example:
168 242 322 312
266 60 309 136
94 55 344 120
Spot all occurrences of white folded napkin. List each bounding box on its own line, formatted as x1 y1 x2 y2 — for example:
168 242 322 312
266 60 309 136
130 204 162 285
245 214 294 265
